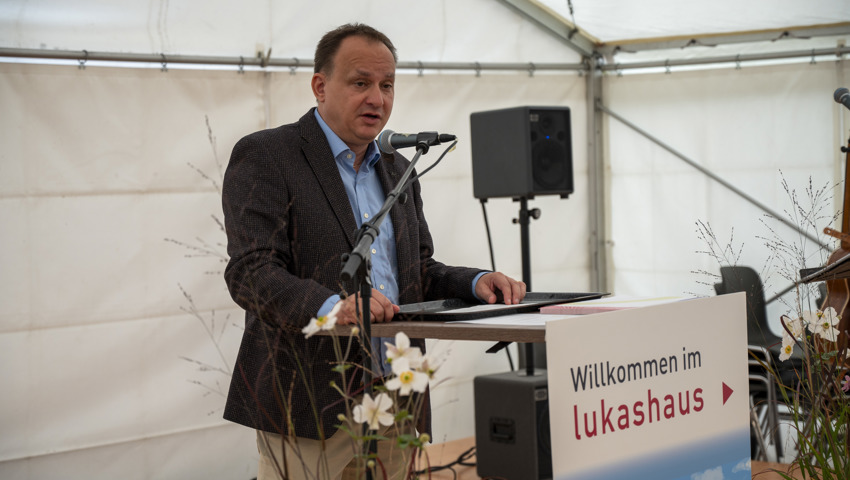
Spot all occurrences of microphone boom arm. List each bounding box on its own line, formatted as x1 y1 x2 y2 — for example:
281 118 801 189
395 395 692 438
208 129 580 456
340 146 425 282
338 142 430 480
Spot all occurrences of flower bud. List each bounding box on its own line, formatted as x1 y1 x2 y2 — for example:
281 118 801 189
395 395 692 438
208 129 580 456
351 327 360 335
419 433 431 443
337 413 347 422
367 460 376 468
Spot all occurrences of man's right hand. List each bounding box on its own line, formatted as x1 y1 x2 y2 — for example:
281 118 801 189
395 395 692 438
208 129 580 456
335 289 399 325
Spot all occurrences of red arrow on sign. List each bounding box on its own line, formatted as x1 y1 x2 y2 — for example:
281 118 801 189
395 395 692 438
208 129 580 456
722 382 734 405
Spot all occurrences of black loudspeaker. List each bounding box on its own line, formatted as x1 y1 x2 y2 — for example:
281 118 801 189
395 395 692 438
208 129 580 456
474 370 552 480
470 106 573 199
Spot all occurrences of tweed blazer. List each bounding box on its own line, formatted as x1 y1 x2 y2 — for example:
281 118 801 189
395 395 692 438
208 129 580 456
221 108 484 439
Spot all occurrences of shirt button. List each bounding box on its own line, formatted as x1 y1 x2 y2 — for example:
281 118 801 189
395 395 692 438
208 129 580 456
346 153 352 160
379 284 385 290
364 213 370 219
371 248 377 254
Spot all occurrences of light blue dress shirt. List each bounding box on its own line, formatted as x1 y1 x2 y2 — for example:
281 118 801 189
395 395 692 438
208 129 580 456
313 110 488 374
314 110 399 374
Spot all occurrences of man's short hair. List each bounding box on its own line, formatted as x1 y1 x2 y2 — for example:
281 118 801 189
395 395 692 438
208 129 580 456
314 23 397 75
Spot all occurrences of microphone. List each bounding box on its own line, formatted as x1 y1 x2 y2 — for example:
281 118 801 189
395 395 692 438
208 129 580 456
377 130 456 154
835 87 850 110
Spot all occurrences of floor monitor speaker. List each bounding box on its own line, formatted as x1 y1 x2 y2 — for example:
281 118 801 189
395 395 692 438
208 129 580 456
471 106 573 199
474 369 551 480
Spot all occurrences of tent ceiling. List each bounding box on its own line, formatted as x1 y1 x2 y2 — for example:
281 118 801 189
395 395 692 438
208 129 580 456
537 0 850 43
509 0 850 59
1 0 849 71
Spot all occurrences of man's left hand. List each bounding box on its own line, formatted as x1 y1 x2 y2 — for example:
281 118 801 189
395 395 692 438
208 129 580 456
475 272 527 305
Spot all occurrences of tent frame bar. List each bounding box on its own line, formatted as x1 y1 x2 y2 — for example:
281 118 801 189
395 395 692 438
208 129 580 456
496 0 598 57
599 22 850 55
602 46 850 72
1 45 848 74
596 101 829 250
0 47 584 73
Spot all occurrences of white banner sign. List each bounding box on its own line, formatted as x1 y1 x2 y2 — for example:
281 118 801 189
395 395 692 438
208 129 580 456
545 294 751 480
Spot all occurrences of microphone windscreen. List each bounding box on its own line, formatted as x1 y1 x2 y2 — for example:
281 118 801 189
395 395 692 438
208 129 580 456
835 87 849 103
377 129 395 155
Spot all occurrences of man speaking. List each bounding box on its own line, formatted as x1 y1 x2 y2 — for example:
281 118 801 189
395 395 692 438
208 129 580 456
221 23 526 479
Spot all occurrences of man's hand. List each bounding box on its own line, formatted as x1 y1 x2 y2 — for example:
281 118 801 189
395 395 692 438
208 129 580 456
475 272 527 305
335 289 400 325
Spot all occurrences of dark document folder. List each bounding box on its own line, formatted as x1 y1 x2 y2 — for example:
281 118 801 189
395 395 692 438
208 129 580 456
396 291 607 321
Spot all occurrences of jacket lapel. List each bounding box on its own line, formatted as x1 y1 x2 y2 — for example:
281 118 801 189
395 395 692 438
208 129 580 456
299 110 358 247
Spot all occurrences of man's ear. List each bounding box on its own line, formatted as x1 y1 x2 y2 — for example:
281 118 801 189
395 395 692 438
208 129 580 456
311 73 326 102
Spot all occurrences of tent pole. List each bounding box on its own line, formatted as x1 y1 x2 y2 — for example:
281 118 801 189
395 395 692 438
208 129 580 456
586 54 609 293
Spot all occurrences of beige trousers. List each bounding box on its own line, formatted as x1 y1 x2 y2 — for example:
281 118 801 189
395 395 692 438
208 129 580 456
256 427 414 480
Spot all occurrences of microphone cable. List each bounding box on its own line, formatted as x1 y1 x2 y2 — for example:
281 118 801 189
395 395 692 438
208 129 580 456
371 140 458 222
478 198 515 372
413 445 477 477
373 140 517 372
479 199 497 272
404 140 457 185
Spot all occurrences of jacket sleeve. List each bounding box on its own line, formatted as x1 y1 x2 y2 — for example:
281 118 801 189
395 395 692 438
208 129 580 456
221 133 336 330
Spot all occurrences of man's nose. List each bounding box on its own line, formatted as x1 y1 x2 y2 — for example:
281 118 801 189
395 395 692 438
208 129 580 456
365 84 384 106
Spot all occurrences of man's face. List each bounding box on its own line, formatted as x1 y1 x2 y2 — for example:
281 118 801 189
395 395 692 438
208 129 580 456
312 36 395 156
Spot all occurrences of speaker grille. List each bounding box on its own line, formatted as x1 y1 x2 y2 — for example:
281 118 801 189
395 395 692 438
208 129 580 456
529 108 571 195
532 140 567 190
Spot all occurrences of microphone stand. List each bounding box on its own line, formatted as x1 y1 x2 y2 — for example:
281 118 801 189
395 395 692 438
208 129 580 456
513 196 542 377
339 140 431 480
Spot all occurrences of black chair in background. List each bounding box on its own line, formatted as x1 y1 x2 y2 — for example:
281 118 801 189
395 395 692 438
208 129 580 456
747 345 783 461
714 266 806 376
714 265 805 461
714 266 781 353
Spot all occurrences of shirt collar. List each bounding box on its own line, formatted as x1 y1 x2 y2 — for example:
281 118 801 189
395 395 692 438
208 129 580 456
314 109 381 170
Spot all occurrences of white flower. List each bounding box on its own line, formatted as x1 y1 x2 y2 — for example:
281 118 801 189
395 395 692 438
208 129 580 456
781 329 796 348
353 393 394 431
779 336 795 361
385 357 429 396
385 332 422 368
419 349 448 380
301 302 342 338
805 307 840 343
781 315 804 339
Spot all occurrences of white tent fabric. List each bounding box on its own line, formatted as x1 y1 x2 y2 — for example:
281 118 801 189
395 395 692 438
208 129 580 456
3 0 847 61
541 0 850 42
1 0 849 478
605 61 848 323
0 62 588 478
0 0 581 64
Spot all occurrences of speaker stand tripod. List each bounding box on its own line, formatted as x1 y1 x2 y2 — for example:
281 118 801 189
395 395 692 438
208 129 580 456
513 196 545 376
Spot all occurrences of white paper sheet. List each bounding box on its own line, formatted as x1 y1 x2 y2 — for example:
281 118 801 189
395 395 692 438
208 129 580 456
447 312 579 326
